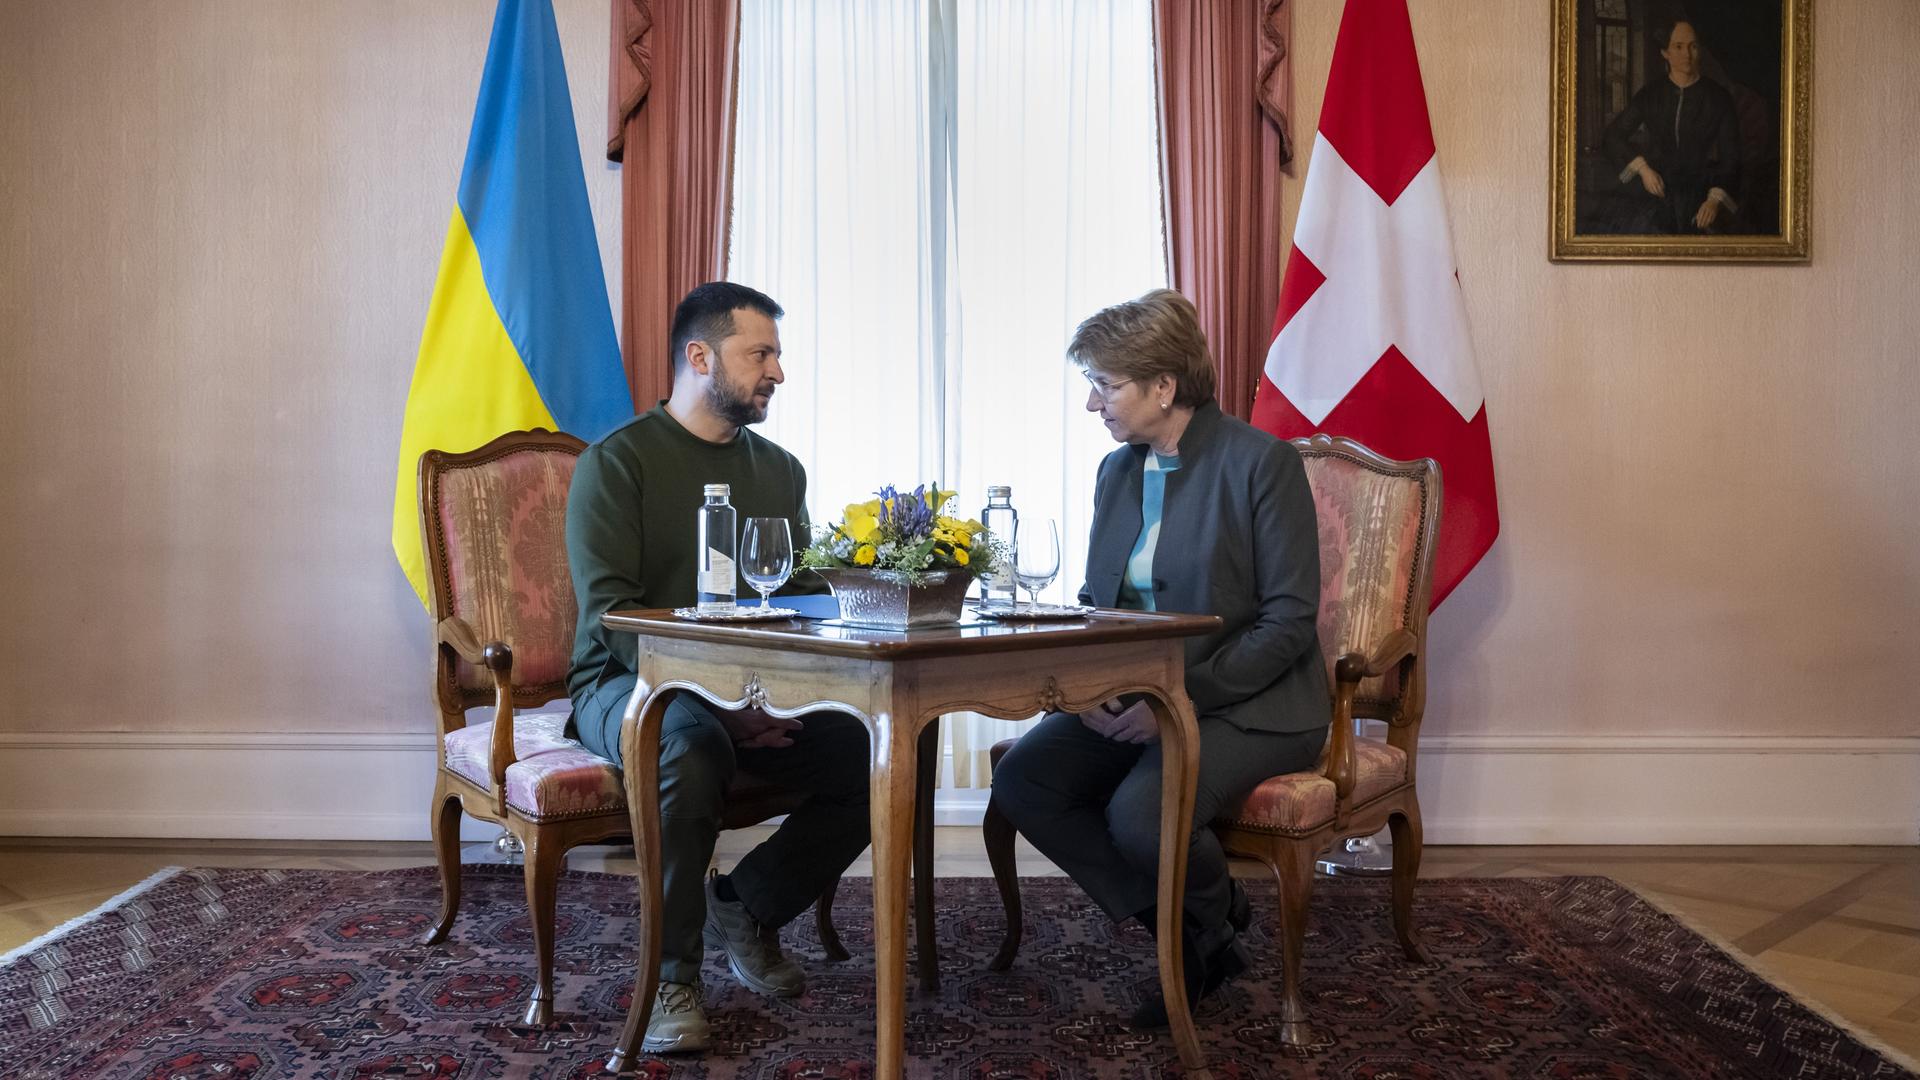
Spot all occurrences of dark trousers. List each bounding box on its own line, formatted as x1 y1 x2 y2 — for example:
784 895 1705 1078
992 710 1326 953
573 675 872 984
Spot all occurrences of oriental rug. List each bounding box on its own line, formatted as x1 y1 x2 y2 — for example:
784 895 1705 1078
3 866 1912 1079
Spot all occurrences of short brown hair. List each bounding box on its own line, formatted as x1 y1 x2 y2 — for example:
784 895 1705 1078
671 281 783 371
1066 288 1217 407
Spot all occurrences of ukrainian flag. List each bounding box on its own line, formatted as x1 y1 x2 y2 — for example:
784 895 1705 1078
392 0 633 608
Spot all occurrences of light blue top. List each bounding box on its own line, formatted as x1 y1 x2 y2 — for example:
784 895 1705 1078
1116 451 1181 611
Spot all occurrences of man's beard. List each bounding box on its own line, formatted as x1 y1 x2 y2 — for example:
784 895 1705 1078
705 367 769 427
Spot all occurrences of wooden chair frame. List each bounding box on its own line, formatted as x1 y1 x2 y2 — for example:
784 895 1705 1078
1212 434 1441 1046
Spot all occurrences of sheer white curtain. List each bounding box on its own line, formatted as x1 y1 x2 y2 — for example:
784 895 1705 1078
729 0 944 501
732 0 1167 792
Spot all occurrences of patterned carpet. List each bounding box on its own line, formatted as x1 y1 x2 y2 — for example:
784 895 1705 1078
3 865 1913 1079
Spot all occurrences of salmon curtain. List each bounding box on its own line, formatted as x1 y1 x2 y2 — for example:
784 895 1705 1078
1154 0 1295 420
606 0 741 411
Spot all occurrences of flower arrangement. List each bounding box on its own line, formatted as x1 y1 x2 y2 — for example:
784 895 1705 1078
801 483 1002 583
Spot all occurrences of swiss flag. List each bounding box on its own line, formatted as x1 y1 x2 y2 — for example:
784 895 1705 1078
1251 0 1498 607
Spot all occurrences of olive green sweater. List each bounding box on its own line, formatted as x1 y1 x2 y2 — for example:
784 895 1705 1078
566 403 820 706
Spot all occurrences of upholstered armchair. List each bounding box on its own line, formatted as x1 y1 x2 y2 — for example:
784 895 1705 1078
416 429 849 1026
981 435 1442 1046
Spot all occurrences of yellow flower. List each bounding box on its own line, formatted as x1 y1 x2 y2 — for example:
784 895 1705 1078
936 517 983 544
931 487 957 511
853 543 877 566
842 512 880 544
952 547 969 566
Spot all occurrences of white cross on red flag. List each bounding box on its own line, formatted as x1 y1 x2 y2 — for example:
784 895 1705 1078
1251 0 1499 607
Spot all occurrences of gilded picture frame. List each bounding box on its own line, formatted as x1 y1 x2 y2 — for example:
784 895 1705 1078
1550 0 1810 262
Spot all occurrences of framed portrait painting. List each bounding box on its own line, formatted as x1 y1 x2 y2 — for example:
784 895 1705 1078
1550 0 1810 262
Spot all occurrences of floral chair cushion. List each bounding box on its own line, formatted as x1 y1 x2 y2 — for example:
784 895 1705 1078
443 710 624 822
1219 737 1407 835
435 449 579 694
1301 453 1425 705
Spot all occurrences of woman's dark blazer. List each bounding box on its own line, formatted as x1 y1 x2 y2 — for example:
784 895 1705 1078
1077 400 1330 735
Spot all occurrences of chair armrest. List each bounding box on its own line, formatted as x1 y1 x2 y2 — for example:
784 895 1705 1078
437 616 513 673
436 617 518 815
1333 628 1417 685
1324 629 1419 799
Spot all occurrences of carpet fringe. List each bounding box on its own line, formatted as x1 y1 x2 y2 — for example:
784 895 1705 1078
1623 879 1920 1075
0 865 186 966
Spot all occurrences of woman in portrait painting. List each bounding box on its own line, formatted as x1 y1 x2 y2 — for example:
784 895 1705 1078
1573 1 1785 239
1557 0 1801 258
1598 19 1743 234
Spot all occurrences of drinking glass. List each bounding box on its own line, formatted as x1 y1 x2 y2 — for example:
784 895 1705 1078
1013 518 1060 609
740 517 793 607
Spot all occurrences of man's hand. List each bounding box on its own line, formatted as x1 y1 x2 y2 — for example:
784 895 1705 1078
1079 698 1159 744
1692 198 1721 230
719 707 804 749
1637 163 1666 197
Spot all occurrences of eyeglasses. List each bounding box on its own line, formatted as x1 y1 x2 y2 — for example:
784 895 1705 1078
1083 374 1134 401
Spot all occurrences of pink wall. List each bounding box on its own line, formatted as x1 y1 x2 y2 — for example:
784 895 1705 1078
1 0 1914 753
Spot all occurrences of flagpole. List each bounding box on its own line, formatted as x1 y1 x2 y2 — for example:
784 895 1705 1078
493 831 526 863
1317 829 1394 876
1315 718 1394 876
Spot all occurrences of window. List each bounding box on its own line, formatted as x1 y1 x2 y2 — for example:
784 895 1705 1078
731 0 1166 568
1590 0 1634 132
730 0 1167 788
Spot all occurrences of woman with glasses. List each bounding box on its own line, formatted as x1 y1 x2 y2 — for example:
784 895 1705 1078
991 288 1331 1028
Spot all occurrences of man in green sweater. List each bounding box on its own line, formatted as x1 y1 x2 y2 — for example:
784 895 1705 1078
566 282 870 1054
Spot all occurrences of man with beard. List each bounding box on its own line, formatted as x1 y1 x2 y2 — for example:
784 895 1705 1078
565 282 870 1054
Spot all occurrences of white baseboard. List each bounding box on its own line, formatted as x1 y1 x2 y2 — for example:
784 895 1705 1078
1 731 1914 845
1414 735 1919 844
0 731 501 841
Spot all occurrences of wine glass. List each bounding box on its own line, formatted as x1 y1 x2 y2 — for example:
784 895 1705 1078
739 517 794 608
1013 518 1060 610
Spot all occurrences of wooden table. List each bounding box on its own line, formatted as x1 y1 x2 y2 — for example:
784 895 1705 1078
599 604 1222 1080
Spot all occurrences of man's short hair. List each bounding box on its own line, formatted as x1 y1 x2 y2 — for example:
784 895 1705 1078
670 282 785 370
1066 288 1218 408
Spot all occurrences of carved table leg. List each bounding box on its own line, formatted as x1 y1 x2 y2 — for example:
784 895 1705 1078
1149 690 1212 1080
870 709 919 1080
606 681 668 1073
914 719 940 993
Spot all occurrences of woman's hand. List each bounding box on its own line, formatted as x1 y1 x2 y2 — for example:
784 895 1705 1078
1079 698 1159 744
